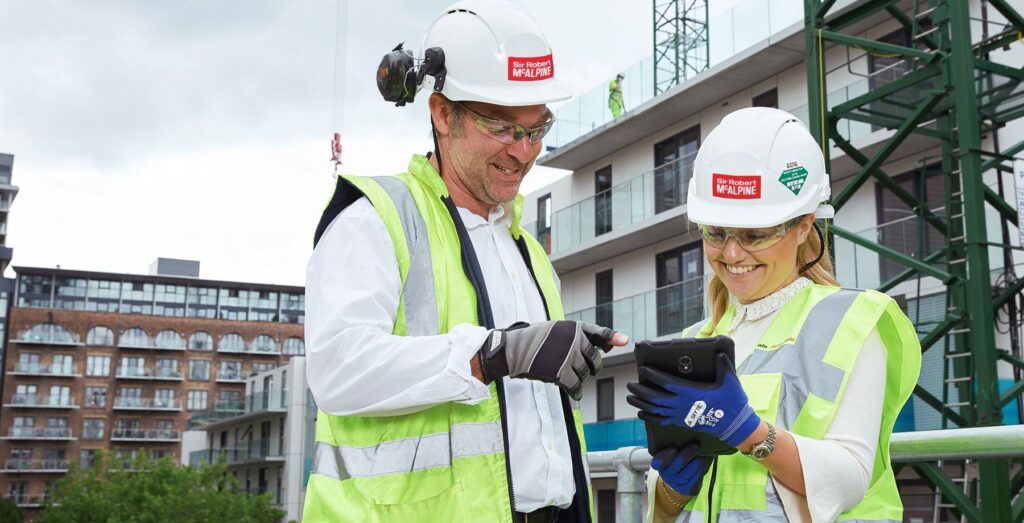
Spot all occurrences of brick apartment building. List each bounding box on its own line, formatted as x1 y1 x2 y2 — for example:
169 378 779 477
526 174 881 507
0 262 305 512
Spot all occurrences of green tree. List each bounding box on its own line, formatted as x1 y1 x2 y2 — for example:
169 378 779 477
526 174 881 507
0 496 23 523
37 451 285 523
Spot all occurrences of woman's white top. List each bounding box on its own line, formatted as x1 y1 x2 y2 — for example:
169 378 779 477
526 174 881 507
645 278 887 522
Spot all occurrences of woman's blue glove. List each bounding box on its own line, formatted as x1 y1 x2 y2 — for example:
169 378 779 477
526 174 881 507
626 352 760 448
651 444 713 496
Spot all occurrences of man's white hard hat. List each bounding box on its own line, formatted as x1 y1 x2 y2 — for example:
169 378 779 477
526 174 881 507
686 107 835 227
421 0 571 106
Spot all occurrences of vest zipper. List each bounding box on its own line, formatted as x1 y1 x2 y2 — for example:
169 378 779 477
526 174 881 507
440 196 518 517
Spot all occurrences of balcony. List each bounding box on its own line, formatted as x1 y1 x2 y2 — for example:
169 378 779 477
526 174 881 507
115 367 184 381
548 155 697 272
9 363 79 378
118 340 185 352
110 428 181 442
565 277 703 365
217 344 282 356
12 326 81 346
188 399 245 427
188 390 287 428
243 486 285 506
3 427 74 440
112 397 182 411
216 371 246 383
189 438 284 467
4 394 78 409
5 494 48 508
1 459 70 473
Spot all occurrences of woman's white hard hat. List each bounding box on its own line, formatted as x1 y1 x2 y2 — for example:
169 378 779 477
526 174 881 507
420 0 571 106
686 107 835 227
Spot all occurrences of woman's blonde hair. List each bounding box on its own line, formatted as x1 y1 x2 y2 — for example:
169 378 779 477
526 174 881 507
706 217 840 326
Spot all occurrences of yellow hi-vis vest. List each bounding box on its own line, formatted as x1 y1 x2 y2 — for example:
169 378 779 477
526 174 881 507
677 284 921 523
302 155 595 523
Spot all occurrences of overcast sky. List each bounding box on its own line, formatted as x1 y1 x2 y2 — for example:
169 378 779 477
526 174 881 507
0 0 739 287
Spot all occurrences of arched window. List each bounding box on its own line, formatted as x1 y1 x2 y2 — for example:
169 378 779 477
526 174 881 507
283 337 305 356
120 328 151 348
188 331 213 351
20 323 77 344
218 333 245 352
86 326 114 346
251 335 278 353
155 330 185 349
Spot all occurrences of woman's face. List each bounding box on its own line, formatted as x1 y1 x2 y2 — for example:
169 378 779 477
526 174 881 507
703 215 815 304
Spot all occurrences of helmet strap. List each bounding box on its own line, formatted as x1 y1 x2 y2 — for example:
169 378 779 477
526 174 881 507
799 222 825 275
430 118 444 179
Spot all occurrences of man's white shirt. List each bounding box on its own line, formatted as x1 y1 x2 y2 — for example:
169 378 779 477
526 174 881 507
306 196 576 511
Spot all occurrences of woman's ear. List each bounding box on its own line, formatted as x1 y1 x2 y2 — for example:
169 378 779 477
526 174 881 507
796 214 815 244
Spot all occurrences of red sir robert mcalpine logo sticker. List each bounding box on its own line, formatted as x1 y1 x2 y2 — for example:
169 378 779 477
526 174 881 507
712 173 761 199
508 54 554 81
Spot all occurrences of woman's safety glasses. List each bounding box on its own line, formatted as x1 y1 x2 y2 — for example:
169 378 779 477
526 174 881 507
454 101 555 145
699 218 801 252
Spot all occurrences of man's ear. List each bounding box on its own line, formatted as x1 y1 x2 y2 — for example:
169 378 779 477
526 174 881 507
428 93 452 136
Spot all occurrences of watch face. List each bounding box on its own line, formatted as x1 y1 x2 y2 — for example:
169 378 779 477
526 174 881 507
752 446 771 460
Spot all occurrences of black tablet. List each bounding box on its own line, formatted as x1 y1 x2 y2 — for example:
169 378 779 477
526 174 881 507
634 336 738 457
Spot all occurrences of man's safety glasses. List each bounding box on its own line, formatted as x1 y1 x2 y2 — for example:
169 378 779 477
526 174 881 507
699 218 802 252
454 101 555 145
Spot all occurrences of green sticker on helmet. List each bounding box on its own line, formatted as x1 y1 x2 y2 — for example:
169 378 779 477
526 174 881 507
779 166 809 195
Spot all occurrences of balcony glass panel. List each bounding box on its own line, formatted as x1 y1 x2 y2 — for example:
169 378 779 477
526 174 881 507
565 276 704 343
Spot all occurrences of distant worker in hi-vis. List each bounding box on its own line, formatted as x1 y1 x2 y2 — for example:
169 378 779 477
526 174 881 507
302 1 628 521
627 107 921 522
609 72 625 118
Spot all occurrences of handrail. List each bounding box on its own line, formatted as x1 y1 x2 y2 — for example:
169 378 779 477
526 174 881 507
586 425 1024 522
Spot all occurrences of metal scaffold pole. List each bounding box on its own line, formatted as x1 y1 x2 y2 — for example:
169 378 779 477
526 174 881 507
803 0 1024 520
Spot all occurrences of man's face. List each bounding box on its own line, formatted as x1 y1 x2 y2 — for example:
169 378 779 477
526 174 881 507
445 101 551 207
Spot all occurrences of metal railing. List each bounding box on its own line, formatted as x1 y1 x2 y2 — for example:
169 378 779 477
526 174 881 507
5 427 73 439
551 155 695 255
189 438 285 466
112 397 181 410
110 428 181 441
565 276 703 345
5 493 48 507
7 394 76 408
11 363 77 376
115 367 183 380
2 459 69 472
14 325 80 345
586 425 1024 523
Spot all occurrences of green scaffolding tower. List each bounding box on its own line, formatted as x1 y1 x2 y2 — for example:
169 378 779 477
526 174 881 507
653 0 708 95
804 1 1024 521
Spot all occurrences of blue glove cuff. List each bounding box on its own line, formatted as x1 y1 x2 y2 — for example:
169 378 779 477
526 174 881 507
719 405 761 448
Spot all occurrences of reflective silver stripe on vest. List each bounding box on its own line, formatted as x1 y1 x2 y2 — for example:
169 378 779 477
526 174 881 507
311 420 504 481
374 176 439 337
737 289 860 429
685 318 711 338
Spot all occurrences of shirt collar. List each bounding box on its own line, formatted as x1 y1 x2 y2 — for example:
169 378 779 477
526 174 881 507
728 277 812 331
457 202 514 230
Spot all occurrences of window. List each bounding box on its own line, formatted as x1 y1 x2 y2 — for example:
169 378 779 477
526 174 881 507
19 274 53 308
656 243 704 336
252 362 274 375
15 385 37 405
8 449 30 471
155 359 179 378
86 326 114 346
120 327 151 348
155 389 175 408
86 355 111 377
187 390 208 411
189 360 210 381
752 88 778 108
188 331 213 351
85 387 107 408
876 163 945 282
186 287 218 319
536 194 552 254
281 293 305 324
155 330 184 349
219 333 245 352
220 361 242 380
43 449 65 469
20 323 76 344
54 277 87 310
219 390 242 410
597 378 614 421
49 386 71 407
251 335 278 353
80 449 99 469
15 353 39 373
155 284 186 317
595 270 614 328
86 280 120 313
52 354 74 375
595 165 613 236
83 419 104 440
653 125 700 214
282 337 305 356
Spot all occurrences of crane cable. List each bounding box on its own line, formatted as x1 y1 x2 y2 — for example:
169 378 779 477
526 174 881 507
330 0 349 176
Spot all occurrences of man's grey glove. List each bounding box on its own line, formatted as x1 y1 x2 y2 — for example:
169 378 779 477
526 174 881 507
479 320 618 400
